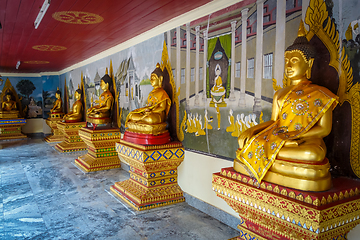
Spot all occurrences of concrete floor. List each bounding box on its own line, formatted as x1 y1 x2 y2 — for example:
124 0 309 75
0 136 238 240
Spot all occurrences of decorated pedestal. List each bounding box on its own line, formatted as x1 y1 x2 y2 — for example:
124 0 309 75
74 127 121 172
110 140 185 211
0 118 27 140
213 167 360 240
44 112 65 143
55 121 87 153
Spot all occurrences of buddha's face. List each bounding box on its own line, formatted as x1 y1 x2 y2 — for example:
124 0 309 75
100 80 108 91
55 93 60 99
74 91 80 100
150 73 161 87
6 95 11 101
284 51 310 81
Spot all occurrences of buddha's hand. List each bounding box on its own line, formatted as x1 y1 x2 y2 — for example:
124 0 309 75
238 129 254 149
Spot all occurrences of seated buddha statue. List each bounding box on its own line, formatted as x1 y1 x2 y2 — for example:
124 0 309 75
63 86 83 122
125 63 171 135
233 21 338 191
0 93 19 118
210 64 225 104
2 93 17 111
50 88 63 113
86 74 114 124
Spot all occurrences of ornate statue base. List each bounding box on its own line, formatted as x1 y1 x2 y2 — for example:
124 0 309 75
55 121 87 152
213 167 360 240
123 131 171 145
44 112 65 143
110 140 185 211
74 127 121 172
0 118 27 140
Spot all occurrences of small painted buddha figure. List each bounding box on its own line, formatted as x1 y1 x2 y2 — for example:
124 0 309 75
87 74 114 121
50 88 63 113
2 93 17 111
64 86 83 122
125 63 171 133
234 21 338 191
210 64 225 104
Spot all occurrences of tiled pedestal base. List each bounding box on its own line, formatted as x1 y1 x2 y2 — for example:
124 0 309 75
44 113 65 143
55 121 87 152
213 167 360 240
0 118 27 140
74 127 121 172
111 140 185 211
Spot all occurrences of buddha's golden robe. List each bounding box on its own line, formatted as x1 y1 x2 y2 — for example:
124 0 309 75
125 88 171 126
237 80 338 183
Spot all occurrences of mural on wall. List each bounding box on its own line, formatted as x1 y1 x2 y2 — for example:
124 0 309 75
42 75 60 118
0 77 44 119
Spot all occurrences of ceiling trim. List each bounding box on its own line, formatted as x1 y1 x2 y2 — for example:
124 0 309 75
1 0 243 77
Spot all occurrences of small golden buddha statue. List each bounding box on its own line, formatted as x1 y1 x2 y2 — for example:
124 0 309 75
50 88 63 113
2 93 17 111
125 63 171 134
63 86 83 122
233 21 338 191
0 93 19 118
86 74 114 123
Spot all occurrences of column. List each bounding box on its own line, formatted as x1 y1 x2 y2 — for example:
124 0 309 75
176 26 181 101
186 23 191 105
253 0 265 113
273 0 286 87
229 20 237 101
167 30 171 61
194 26 200 106
203 30 208 102
302 0 310 31
239 8 248 108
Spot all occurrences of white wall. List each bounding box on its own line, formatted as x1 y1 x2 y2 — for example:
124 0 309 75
22 119 51 134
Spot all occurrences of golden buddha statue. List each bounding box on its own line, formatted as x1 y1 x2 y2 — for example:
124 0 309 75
2 93 17 111
86 74 114 124
50 88 63 113
63 86 83 122
233 21 338 191
125 63 171 135
0 93 19 118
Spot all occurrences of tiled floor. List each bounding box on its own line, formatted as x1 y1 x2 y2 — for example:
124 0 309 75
0 136 238 240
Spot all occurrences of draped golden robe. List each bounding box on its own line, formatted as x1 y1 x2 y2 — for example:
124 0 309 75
237 81 338 183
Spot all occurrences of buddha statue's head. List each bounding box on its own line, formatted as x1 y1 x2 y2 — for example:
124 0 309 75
100 74 112 91
5 93 12 102
150 63 163 88
74 87 82 100
284 20 315 83
55 88 61 99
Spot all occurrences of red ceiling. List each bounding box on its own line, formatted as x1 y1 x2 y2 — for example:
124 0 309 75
0 0 211 73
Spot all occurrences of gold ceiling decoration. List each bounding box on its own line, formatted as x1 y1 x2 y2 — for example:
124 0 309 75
32 45 67 51
52 11 104 24
23 61 50 64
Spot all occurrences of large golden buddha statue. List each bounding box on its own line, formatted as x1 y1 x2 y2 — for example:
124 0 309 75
63 86 83 122
0 93 19 118
125 63 171 135
233 21 338 191
50 88 63 113
86 74 114 124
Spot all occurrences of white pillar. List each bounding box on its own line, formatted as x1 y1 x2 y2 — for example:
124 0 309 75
239 8 248 108
229 20 237 101
274 0 286 88
194 26 200 106
203 30 208 102
176 26 181 101
302 0 310 31
186 23 191 105
253 0 265 113
167 30 171 61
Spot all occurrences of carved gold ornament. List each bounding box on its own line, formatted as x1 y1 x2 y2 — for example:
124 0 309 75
52 11 104 24
32 45 67 51
23 61 49 64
